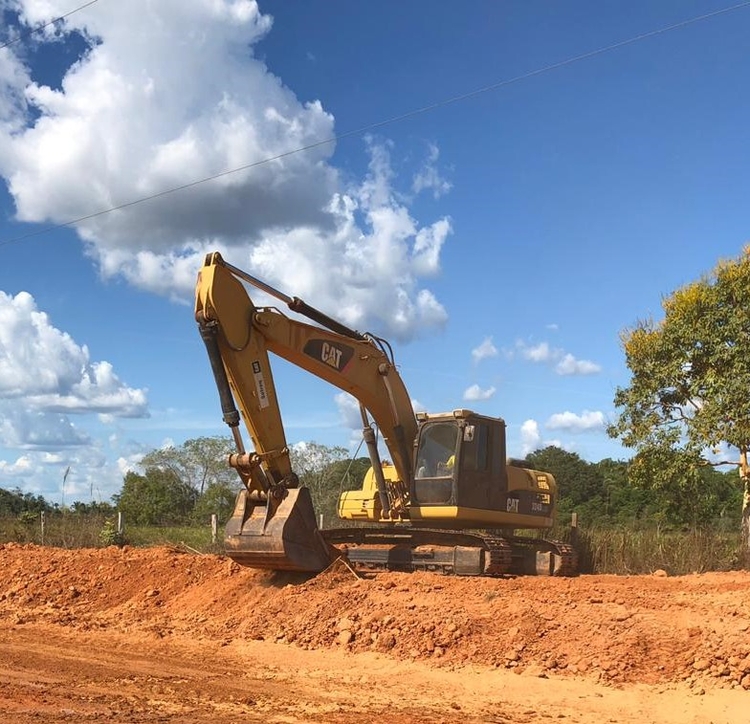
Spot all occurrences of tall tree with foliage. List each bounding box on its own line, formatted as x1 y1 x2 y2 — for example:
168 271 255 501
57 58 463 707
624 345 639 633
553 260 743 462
524 447 606 522
116 436 240 524
287 442 371 525
114 468 198 525
289 442 348 525
609 247 750 552
141 436 237 495
0 487 51 516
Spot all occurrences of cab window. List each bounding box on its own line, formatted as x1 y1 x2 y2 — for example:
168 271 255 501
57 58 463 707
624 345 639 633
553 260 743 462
415 422 459 478
462 423 488 472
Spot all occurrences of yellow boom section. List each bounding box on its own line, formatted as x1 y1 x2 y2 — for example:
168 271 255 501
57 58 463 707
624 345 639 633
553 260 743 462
194 252 418 490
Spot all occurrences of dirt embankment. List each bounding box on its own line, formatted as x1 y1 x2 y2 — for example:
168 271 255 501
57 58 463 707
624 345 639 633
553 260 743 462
0 544 749 723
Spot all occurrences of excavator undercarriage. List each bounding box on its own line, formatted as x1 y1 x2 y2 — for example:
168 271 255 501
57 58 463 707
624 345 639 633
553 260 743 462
322 527 577 577
222 484 577 577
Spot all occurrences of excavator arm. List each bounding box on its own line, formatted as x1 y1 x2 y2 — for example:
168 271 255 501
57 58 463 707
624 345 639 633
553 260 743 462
194 252 418 570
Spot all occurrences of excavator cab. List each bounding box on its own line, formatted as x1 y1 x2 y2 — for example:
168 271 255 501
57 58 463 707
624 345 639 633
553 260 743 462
407 410 557 531
410 411 509 520
339 409 557 531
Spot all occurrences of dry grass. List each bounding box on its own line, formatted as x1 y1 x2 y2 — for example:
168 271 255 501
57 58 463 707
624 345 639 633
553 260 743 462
2 513 746 575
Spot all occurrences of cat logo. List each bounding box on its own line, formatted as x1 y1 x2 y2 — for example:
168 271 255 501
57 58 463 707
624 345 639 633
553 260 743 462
321 342 343 369
506 497 519 513
303 339 354 373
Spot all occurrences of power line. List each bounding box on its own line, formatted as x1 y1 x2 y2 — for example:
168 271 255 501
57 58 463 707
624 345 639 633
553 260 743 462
2 0 749 248
0 0 99 51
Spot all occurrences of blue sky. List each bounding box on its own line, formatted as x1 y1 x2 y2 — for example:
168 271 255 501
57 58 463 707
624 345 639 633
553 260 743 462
0 0 748 503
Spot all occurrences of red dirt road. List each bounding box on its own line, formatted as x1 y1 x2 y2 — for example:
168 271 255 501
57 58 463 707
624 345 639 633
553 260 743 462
0 543 748 723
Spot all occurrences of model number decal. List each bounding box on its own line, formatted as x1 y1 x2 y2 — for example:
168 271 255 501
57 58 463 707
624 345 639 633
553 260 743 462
252 360 269 409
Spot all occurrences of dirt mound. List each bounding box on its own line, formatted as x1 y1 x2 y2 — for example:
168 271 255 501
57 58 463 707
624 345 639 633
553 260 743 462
1 543 749 691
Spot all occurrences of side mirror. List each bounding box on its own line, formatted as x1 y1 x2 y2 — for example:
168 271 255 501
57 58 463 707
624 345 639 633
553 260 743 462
463 424 475 442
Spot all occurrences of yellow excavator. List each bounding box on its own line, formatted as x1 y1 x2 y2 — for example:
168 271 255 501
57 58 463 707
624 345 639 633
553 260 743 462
195 252 576 577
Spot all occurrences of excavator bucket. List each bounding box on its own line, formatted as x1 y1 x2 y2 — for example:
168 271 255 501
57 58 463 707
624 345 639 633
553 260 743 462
224 487 335 572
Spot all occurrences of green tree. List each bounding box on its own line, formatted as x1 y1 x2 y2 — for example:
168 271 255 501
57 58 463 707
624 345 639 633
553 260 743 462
192 480 238 525
113 468 197 525
0 487 51 517
70 500 116 516
289 442 348 500
609 247 750 552
524 447 607 524
593 458 660 526
325 457 372 492
289 443 370 525
141 436 236 495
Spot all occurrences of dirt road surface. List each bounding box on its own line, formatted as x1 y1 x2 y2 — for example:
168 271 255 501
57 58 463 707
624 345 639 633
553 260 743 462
0 544 748 723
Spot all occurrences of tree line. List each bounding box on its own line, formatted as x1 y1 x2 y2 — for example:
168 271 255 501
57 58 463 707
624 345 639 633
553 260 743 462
0 435 742 533
524 447 741 530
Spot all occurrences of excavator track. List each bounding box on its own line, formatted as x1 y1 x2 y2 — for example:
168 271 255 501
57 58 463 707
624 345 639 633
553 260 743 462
483 536 514 575
321 528 576 577
505 536 578 576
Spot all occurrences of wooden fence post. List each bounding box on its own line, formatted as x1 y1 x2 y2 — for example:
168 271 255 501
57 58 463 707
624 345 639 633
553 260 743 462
571 512 578 548
211 514 218 544
40 511 45 545
117 512 123 535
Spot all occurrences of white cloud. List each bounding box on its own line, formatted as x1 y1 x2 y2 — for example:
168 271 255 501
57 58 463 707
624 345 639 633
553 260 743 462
117 454 143 477
554 354 602 376
546 410 607 433
0 455 34 477
0 441 123 501
518 419 564 456
411 143 452 199
0 1 452 341
520 341 555 363
334 392 362 431
0 290 147 456
0 291 148 418
513 340 601 377
463 384 496 402
520 419 542 455
471 336 498 363
0 406 90 449
411 219 451 277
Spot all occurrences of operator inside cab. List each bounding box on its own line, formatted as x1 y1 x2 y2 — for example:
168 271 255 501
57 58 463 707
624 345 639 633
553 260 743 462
415 421 459 478
436 453 455 476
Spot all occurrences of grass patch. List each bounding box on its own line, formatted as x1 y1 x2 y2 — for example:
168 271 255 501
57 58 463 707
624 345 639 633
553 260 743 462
123 525 222 553
567 526 743 575
1 513 745 574
0 513 222 554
